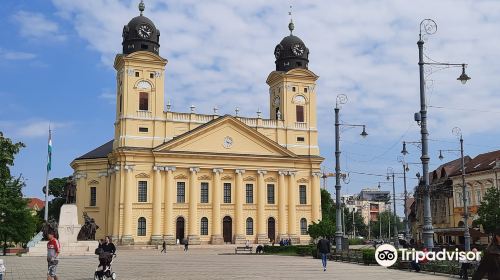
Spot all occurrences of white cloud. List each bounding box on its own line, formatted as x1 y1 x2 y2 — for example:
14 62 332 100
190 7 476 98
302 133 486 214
49 0 500 140
0 49 36 60
47 0 500 194
13 11 66 41
99 89 115 104
0 120 70 138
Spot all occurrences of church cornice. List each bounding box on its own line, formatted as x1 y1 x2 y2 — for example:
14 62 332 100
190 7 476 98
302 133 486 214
266 68 319 85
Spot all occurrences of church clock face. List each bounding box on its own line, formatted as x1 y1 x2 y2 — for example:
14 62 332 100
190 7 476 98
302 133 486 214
274 45 282 59
137 24 153 39
223 136 233 149
291 44 304 56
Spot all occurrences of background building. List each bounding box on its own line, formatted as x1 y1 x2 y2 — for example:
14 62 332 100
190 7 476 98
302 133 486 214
412 150 498 246
342 188 389 225
71 3 323 245
27 198 44 216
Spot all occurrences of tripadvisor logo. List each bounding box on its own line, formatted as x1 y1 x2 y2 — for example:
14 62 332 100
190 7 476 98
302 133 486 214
375 244 398 267
374 244 482 267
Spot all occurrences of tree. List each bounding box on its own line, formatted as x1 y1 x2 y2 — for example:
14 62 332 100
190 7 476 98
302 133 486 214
0 132 38 255
476 187 500 234
309 189 337 240
370 210 403 240
308 219 336 240
344 208 368 238
38 176 71 222
320 189 335 222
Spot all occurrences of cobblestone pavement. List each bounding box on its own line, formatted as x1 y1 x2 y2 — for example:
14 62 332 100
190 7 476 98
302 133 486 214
1 246 453 280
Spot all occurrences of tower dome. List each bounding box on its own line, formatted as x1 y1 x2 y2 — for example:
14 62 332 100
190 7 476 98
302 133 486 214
122 1 160 55
274 19 309 72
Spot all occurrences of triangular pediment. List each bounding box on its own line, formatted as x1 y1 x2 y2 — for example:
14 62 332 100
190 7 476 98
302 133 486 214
153 116 297 158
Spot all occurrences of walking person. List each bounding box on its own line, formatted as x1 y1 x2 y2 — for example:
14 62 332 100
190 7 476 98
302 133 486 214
317 237 331 271
460 248 478 279
184 239 189 252
472 228 500 280
96 236 116 278
160 241 167 254
0 259 5 280
46 230 60 280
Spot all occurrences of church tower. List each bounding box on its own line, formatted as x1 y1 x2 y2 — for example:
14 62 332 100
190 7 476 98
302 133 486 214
113 1 167 149
267 18 319 156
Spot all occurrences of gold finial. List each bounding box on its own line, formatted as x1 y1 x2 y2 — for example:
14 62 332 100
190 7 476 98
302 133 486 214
139 0 145 16
288 5 294 35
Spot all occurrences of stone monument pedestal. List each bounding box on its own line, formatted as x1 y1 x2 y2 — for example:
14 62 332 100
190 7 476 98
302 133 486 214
25 204 98 256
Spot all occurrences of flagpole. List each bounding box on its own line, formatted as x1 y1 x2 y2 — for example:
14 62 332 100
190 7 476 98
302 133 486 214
44 126 51 221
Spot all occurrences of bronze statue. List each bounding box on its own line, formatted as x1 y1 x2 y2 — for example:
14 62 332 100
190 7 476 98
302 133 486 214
42 218 59 240
64 176 77 204
78 212 99 240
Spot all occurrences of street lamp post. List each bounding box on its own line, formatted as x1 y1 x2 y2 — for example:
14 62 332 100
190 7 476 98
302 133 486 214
438 127 470 251
400 160 410 240
387 167 399 248
417 19 470 249
334 94 368 252
401 142 424 242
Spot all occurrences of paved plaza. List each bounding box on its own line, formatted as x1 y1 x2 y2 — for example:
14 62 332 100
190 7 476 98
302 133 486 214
2 246 453 280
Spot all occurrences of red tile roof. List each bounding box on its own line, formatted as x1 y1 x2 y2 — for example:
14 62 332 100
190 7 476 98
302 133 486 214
451 149 500 176
27 197 44 210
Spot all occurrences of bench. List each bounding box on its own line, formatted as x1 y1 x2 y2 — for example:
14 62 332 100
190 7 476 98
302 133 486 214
235 246 253 254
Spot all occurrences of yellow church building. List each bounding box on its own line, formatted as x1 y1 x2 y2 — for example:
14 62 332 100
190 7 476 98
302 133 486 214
71 2 323 245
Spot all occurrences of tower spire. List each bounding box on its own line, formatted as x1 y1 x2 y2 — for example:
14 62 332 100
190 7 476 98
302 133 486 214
288 5 294 35
139 0 145 16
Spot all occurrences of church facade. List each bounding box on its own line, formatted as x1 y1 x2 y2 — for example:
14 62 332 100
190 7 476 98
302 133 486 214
71 2 323 245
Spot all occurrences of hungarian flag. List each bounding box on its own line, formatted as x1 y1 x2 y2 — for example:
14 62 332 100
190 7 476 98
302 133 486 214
47 129 52 172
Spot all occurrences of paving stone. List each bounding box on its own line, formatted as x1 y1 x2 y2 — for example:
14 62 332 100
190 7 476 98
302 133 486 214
1 246 451 280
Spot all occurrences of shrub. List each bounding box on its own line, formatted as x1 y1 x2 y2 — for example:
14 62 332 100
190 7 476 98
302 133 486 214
263 245 314 256
348 238 364 245
296 245 314 256
361 249 376 265
311 248 319 259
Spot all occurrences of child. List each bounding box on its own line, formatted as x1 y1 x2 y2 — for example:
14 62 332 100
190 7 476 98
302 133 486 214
0 259 5 280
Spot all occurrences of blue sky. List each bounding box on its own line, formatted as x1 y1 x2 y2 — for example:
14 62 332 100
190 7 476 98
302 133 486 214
1 0 500 216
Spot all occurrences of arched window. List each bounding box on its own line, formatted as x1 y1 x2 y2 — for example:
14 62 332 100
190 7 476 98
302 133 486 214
200 217 208 235
139 92 149 111
246 217 253 235
300 218 307 235
137 217 146 236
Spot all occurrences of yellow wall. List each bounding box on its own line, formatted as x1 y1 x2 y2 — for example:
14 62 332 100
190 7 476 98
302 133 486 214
72 50 323 245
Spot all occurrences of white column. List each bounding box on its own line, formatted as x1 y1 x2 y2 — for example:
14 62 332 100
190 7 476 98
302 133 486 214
311 172 322 222
288 171 298 243
121 164 134 244
278 170 287 240
234 169 246 244
163 166 176 244
188 167 201 244
257 170 268 243
112 165 121 240
211 168 224 244
151 166 163 244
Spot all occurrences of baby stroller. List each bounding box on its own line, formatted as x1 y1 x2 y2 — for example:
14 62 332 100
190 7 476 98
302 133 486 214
94 251 117 280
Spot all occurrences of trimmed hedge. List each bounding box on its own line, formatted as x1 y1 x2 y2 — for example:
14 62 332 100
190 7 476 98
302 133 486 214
263 245 315 256
348 239 365 245
361 249 377 265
